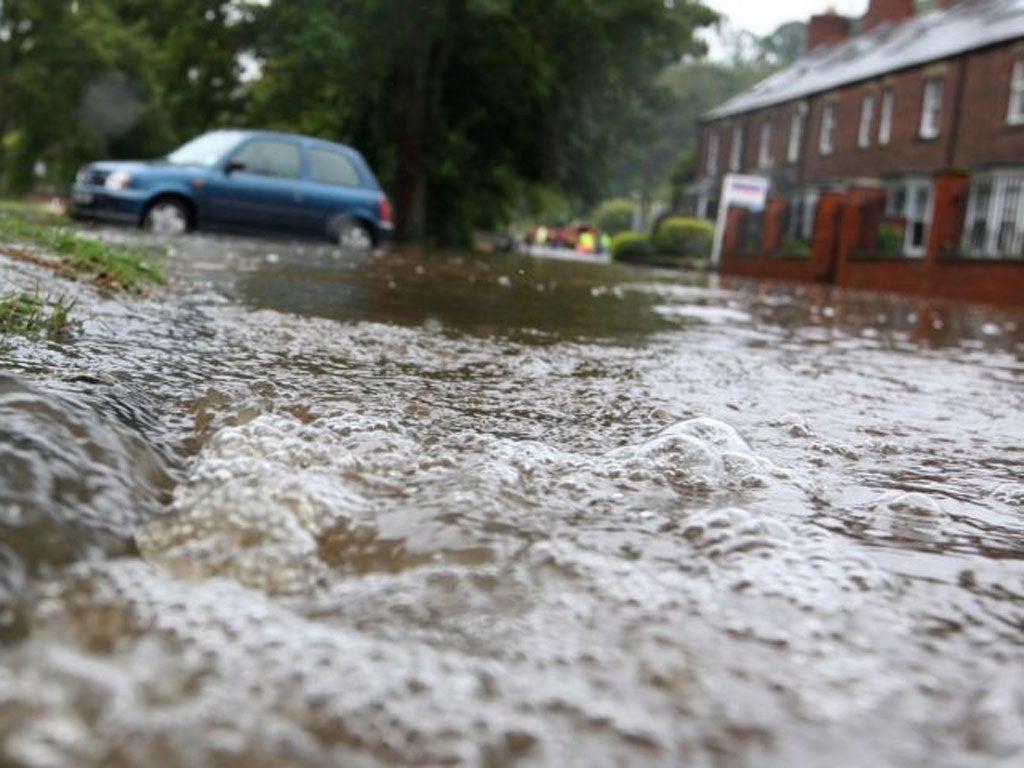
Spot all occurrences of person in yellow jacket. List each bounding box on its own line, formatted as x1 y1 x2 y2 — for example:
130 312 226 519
577 229 596 254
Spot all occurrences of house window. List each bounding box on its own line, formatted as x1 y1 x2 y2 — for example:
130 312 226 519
819 102 837 155
919 78 944 139
757 121 773 169
879 89 894 145
1008 54 1024 125
784 189 820 245
858 94 876 149
729 122 744 171
885 178 933 257
787 103 806 163
962 171 1024 259
706 129 720 176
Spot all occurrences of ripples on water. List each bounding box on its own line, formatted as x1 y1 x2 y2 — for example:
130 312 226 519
1 233 1022 766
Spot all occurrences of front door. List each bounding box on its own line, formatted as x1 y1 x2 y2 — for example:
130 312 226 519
204 138 305 232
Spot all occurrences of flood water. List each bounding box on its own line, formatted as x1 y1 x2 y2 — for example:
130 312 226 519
1 231 1022 767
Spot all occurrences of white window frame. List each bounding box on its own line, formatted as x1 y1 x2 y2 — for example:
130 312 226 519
879 89 894 145
729 122 744 171
787 102 806 164
858 93 876 149
819 102 837 155
885 177 933 257
784 189 820 244
757 121 773 169
962 170 1024 259
706 128 720 176
1008 54 1024 125
919 78 944 140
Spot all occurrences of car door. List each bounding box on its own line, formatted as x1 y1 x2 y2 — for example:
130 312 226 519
203 137 305 232
301 146 380 238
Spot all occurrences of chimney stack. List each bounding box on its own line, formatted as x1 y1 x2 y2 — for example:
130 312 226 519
863 0 916 34
806 13 852 52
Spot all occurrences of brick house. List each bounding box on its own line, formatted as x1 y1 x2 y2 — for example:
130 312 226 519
693 0 1024 304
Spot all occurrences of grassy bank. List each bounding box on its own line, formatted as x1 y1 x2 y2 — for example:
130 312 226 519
0 289 78 343
0 203 165 291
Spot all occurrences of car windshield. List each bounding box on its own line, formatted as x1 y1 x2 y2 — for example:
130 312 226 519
166 131 245 166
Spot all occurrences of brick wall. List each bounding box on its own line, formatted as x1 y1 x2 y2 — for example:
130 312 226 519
954 43 1024 167
802 63 961 180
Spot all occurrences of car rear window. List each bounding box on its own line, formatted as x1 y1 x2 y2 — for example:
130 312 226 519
232 140 302 179
310 148 361 187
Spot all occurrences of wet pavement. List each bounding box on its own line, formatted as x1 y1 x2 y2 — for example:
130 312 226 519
1 229 1022 767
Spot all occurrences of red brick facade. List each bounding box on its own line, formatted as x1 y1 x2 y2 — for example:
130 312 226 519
698 1 1024 306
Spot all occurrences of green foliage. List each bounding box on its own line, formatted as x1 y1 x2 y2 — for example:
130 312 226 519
667 149 696 210
877 222 904 256
608 20 805 201
0 208 164 289
779 237 811 258
611 231 652 263
244 0 718 244
0 0 253 194
651 216 713 260
593 198 637 236
0 0 722 244
0 288 77 342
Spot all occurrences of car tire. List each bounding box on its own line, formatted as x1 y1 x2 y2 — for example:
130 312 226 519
143 197 190 236
335 217 374 253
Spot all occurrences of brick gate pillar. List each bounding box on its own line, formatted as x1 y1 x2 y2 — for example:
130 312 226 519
722 205 745 255
810 191 844 283
761 198 785 256
926 170 970 264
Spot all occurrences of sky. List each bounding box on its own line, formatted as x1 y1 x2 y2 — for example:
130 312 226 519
706 0 869 36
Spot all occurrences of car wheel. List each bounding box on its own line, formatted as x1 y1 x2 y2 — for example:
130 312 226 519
143 198 190 236
336 218 374 252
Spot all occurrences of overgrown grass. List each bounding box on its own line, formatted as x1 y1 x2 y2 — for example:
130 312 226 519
0 289 78 343
0 205 165 290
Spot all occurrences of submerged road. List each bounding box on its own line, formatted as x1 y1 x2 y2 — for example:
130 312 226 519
1 228 1022 767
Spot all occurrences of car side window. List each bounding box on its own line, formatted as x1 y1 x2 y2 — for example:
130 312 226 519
310 148 360 187
231 140 301 179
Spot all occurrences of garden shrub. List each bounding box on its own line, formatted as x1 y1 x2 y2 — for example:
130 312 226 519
651 216 714 261
611 232 652 262
876 222 904 256
779 237 811 258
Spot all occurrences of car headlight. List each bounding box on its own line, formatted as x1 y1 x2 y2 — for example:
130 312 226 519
105 171 132 191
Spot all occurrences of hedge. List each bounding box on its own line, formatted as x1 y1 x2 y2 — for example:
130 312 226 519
611 232 652 262
651 216 714 261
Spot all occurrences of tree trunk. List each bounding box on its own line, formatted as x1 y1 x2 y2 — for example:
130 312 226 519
392 1 432 243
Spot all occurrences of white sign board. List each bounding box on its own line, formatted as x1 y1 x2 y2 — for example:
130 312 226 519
710 174 770 268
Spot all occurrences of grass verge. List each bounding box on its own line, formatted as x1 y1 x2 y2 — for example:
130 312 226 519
0 205 165 291
0 289 78 343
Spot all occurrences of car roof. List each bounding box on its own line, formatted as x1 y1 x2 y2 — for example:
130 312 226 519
221 128 362 157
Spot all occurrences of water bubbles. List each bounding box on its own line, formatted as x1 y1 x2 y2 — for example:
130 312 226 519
606 417 780 494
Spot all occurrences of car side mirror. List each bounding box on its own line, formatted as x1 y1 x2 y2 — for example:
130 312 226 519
224 160 246 175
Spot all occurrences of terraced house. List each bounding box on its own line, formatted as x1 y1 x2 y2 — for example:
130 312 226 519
693 0 1024 304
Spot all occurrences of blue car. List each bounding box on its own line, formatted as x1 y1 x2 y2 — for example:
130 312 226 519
70 129 393 250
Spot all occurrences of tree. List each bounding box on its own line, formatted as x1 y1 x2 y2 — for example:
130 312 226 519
246 0 718 245
0 0 255 194
608 19 807 208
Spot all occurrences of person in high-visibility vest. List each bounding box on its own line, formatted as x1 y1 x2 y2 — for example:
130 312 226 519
577 229 595 254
